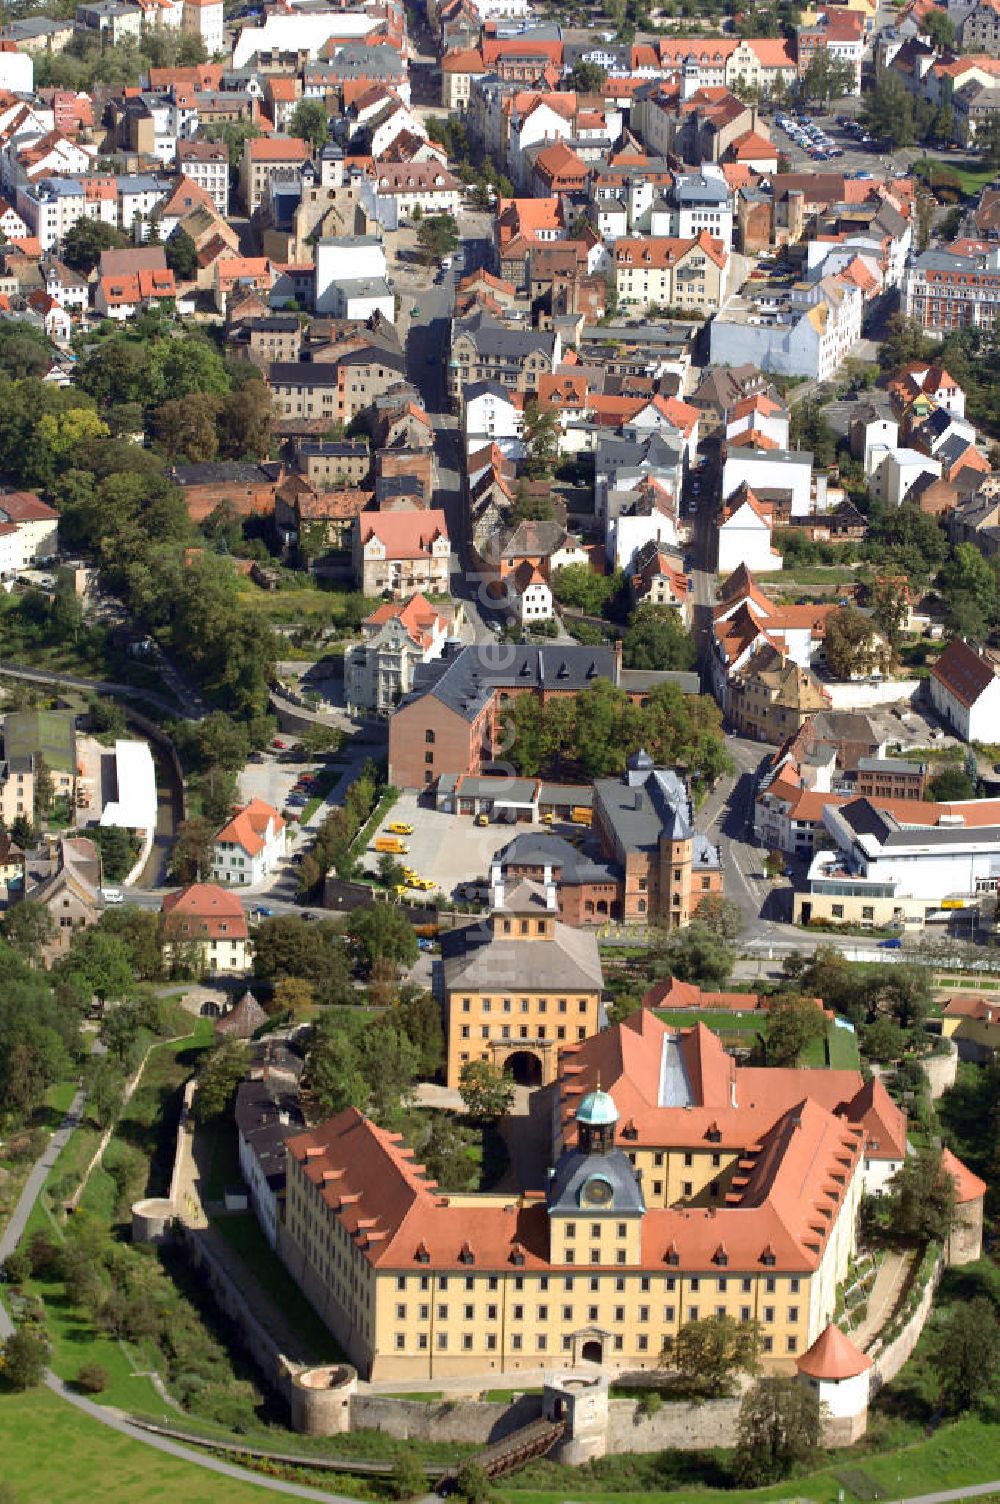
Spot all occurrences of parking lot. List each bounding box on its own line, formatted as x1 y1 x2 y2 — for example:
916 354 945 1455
361 791 566 899
238 747 325 819
772 109 913 178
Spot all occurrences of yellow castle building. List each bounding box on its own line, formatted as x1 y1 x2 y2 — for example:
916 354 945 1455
278 1009 941 1382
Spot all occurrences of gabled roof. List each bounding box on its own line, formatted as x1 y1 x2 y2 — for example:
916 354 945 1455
930 637 999 708
214 796 284 857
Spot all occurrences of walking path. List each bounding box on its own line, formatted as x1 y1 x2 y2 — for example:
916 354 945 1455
853 1249 912 1352
0 1084 86 1282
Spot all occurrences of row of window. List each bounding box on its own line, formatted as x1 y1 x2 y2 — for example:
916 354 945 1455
460 996 589 1012
394 1301 800 1327
392 1331 799 1354
392 1273 800 1295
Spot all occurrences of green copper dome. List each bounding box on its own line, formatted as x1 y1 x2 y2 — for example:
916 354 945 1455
576 1089 619 1127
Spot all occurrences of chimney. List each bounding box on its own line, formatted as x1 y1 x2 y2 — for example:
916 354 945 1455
613 636 623 684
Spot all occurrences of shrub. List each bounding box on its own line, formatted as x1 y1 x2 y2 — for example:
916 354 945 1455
76 1362 110 1394
638 1390 663 1418
3 1248 32 1286
27 1230 60 1279
1 1327 49 1389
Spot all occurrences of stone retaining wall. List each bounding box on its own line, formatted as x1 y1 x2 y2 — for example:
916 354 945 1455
923 1043 957 1101
347 1390 742 1454
869 1249 943 1394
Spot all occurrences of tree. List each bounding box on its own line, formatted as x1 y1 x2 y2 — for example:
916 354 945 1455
694 895 744 943
522 399 559 479
88 825 137 884
877 963 933 1032
153 394 221 463
801 46 855 105
886 1147 955 1243
3 902 54 967
922 7 956 49
765 994 827 1067
350 905 418 974
550 563 619 616
272 977 315 1020
662 1314 760 1397
193 1039 248 1123
862 70 917 149
289 98 330 152
568 58 608 92
32 754 54 820
929 764 976 802
398 989 444 1078
253 916 353 1006
932 1297 1000 1414
938 542 997 637
764 849 785 879
823 606 891 680
868 574 909 653
61 218 131 273
390 1453 429 1501
164 226 198 280
63 929 133 1006
622 605 696 672
203 119 260 170
862 1016 906 1064
653 923 734 991
88 1057 127 1128
459 1058 515 1121
452 1462 494 1504
415 213 459 265
509 481 555 524
1 1327 49 1389
168 817 215 883
217 380 274 460
305 1015 369 1116
736 1377 820 1485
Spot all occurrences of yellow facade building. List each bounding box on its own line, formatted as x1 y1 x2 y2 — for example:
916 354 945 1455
440 878 604 1089
279 1010 921 1382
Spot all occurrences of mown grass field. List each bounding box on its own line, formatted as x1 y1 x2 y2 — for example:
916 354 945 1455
0 1390 282 1503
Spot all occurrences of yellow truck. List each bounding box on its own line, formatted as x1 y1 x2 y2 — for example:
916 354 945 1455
387 821 414 835
374 835 408 854
571 806 592 827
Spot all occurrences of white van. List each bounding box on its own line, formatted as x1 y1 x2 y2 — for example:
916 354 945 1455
100 887 124 905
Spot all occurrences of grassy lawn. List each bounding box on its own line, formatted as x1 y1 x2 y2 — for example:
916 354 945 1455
211 1213 345 1363
654 1009 763 1037
827 1021 861 1070
0 1390 285 1503
236 580 378 632
198 1120 243 1204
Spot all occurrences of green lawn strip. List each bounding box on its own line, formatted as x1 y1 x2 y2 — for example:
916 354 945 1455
300 765 340 823
45 1080 79 1117
654 1009 764 1036
210 1212 345 1364
827 1022 861 1070
0 1389 287 1504
198 1120 244 1204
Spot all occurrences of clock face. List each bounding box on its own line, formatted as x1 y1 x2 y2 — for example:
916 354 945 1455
581 1176 613 1207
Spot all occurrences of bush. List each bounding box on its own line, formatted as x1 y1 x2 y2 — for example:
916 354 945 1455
1 1327 49 1389
3 1248 32 1286
27 1230 60 1279
638 1390 663 1418
76 1362 110 1394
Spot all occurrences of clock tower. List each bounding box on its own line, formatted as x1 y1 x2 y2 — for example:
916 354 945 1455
546 1087 646 1268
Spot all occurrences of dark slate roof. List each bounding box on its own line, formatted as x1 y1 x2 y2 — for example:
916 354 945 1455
595 764 706 855
453 310 554 359
172 461 282 486
403 643 617 724
494 829 619 885
547 1146 646 1215
234 1076 305 1192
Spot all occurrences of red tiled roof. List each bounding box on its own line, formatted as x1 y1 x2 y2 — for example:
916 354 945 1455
940 1145 987 1204
161 882 248 940
214 796 284 857
797 1323 871 1380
